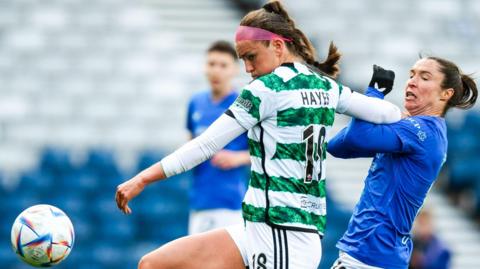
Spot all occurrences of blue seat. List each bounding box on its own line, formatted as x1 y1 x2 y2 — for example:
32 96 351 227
90 242 130 268
464 111 480 129
0 233 18 267
39 147 74 177
84 148 124 190
447 130 478 158
86 149 120 176
55 169 100 195
60 245 90 269
17 169 55 196
3 190 42 218
89 193 137 241
449 156 478 190
136 150 166 171
44 193 87 216
68 213 95 246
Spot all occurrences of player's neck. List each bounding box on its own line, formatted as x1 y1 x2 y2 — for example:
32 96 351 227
407 105 443 117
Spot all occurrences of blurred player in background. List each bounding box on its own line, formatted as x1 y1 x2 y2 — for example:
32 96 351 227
410 208 451 269
329 57 478 269
115 1 404 268
186 40 250 234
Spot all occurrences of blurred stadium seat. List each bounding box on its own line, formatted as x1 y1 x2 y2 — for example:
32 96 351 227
0 0 479 268
445 111 480 217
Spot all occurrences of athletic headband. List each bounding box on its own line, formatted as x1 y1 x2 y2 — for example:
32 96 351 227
235 26 292 42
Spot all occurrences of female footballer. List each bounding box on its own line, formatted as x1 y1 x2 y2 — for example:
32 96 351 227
329 57 478 269
116 1 404 268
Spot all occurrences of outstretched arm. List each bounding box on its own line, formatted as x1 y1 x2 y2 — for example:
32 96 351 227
339 91 401 124
337 65 401 124
115 114 246 214
329 66 405 158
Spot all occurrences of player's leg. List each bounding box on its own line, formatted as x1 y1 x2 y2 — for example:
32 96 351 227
138 227 247 269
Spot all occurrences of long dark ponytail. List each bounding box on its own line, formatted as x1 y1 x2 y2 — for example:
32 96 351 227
427 56 478 114
240 0 341 78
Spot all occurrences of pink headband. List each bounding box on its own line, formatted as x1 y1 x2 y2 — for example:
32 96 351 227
235 26 292 42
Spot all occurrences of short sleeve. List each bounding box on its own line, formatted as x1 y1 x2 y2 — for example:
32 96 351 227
335 84 353 114
228 79 277 130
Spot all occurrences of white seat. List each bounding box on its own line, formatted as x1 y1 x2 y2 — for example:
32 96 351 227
30 7 68 30
3 28 46 52
0 95 31 121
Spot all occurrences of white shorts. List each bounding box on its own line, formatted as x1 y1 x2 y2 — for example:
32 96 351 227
188 209 243 235
227 221 322 269
331 251 383 269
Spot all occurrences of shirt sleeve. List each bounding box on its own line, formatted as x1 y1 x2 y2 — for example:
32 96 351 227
327 127 377 158
328 116 426 158
161 114 247 177
336 86 401 124
227 79 277 130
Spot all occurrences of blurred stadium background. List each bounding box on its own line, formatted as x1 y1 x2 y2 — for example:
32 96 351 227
0 0 479 268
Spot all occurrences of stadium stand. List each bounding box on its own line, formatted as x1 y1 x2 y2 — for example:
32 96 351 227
0 0 478 268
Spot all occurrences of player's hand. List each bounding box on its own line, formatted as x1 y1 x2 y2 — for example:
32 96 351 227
211 150 246 170
115 177 146 214
369 64 395 96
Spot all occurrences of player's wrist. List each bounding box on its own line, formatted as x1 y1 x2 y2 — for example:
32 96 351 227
365 87 385 99
136 174 151 188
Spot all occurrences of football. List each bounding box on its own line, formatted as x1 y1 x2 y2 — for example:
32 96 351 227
11 204 75 267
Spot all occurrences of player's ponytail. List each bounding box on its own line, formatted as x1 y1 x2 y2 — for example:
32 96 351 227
428 56 478 114
240 0 341 78
456 74 478 109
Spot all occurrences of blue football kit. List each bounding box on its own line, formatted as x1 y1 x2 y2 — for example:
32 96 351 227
186 90 249 211
328 88 447 268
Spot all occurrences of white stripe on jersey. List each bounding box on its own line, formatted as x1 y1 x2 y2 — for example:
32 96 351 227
243 186 327 216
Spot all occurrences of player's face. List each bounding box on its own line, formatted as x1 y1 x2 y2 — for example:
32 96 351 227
404 59 449 115
205 51 238 93
236 40 281 79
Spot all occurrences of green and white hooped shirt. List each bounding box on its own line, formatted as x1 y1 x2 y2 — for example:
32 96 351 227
228 62 352 235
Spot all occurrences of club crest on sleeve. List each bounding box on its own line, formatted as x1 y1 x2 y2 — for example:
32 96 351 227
417 131 427 142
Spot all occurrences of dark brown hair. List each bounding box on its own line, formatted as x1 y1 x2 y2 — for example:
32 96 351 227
427 56 478 114
207 40 238 61
240 0 341 78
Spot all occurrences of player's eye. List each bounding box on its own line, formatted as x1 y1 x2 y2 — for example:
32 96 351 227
246 54 255 61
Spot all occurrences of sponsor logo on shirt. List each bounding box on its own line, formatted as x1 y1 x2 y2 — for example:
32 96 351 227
300 195 326 213
235 96 252 111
